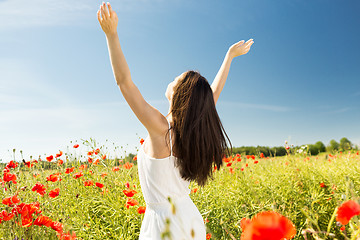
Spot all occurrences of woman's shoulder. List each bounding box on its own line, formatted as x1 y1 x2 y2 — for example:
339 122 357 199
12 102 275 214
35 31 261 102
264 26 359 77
147 115 170 137
143 116 174 159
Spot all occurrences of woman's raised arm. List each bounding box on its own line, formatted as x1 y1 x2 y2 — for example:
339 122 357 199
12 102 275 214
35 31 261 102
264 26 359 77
97 2 166 134
211 39 254 105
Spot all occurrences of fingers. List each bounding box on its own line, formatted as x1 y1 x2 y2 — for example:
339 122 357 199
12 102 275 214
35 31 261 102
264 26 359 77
236 40 245 45
107 2 113 17
97 9 102 23
100 2 110 20
245 39 253 48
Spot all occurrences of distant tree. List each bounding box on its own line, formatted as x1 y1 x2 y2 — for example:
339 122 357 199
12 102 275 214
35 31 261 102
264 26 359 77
270 147 287 157
315 141 326 153
327 139 339 152
339 137 352 151
308 144 319 155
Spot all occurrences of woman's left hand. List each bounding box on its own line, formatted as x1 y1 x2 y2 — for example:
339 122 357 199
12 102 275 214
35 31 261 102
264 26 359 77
228 39 254 59
97 2 118 36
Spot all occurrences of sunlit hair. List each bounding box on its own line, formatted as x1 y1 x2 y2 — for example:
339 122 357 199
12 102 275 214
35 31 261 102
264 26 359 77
166 70 232 187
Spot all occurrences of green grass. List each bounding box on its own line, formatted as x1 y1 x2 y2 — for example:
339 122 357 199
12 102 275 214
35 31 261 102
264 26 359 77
1 140 359 240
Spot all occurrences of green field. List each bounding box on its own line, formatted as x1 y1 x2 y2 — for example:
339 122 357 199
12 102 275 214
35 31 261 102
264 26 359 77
1 139 359 240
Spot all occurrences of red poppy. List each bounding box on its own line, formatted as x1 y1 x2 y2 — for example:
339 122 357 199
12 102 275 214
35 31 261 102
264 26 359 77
6 160 18 169
13 202 41 227
20 215 33 227
320 182 327 188
3 172 17 184
226 162 232 167
73 144 79 148
260 153 265 158
24 161 33 168
206 233 212 239
46 155 54 162
51 221 63 232
229 168 235 174
1 210 14 221
240 211 296 240
84 180 94 186
2 195 21 206
126 198 139 207
88 157 93 163
240 217 252 232
49 188 60 198
112 166 120 172
125 181 130 189
34 215 53 227
32 183 46 196
79 164 87 170
46 174 59 182
55 151 63 158
140 138 144 145
95 182 104 188
254 160 259 164
133 155 137 161
73 172 83 179
101 172 108 178
336 200 360 225
93 159 100 165
57 231 77 240
123 189 138 197
137 206 146 214
191 188 198 194
65 167 75 174
123 162 133 169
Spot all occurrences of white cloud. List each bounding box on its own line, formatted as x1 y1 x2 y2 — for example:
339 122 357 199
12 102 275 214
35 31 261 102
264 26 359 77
0 58 73 109
322 107 351 115
0 0 169 29
0 0 92 29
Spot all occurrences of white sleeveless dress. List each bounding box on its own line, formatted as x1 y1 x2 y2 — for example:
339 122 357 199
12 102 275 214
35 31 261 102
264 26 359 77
137 118 206 240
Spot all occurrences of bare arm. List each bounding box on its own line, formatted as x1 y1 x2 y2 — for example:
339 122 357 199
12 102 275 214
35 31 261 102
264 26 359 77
98 2 165 134
211 39 254 105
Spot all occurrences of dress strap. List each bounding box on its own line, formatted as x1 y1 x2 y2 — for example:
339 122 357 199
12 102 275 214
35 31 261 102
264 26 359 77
167 119 173 157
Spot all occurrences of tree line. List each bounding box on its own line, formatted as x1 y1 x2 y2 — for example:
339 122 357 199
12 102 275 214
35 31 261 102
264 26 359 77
231 137 358 157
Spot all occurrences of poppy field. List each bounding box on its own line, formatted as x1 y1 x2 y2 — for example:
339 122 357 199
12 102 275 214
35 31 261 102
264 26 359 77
1 138 360 240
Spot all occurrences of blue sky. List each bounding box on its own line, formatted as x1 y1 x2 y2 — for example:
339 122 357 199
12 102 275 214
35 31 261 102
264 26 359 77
1 0 359 162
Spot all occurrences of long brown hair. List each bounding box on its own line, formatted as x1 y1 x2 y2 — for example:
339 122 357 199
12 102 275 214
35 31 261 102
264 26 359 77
167 70 232 187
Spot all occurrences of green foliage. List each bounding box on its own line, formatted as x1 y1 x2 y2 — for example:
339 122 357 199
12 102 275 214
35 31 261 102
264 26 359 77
1 138 359 240
315 141 326 153
339 137 352 151
232 146 287 157
327 139 340 153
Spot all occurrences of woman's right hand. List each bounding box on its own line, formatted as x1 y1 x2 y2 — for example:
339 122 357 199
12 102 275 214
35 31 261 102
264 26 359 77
97 2 118 36
228 39 254 59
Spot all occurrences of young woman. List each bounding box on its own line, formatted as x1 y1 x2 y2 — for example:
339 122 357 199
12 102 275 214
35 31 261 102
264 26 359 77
97 2 254 239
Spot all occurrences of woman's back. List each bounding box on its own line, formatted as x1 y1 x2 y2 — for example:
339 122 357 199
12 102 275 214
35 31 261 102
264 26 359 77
137 117 206 240
137 117 191 204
